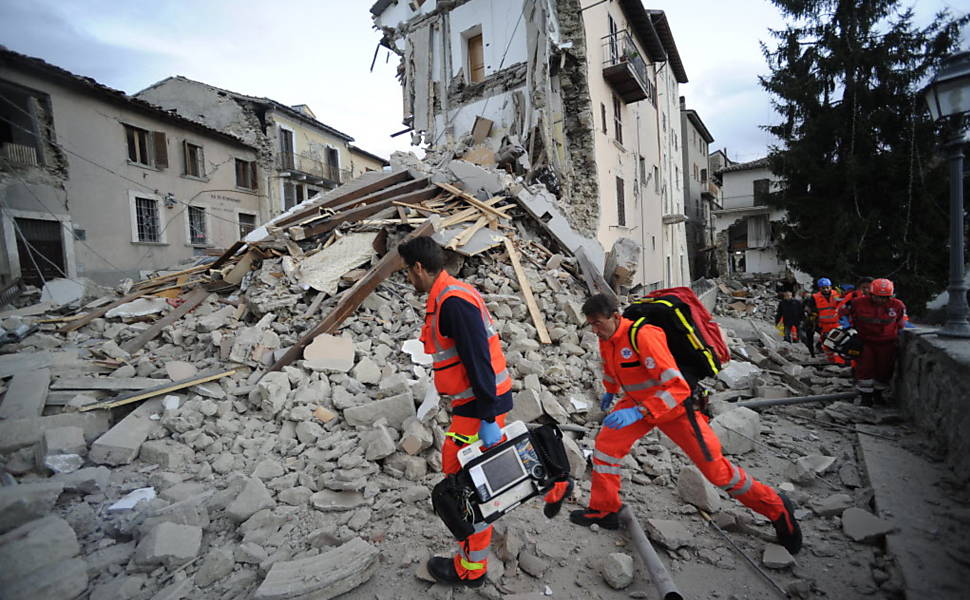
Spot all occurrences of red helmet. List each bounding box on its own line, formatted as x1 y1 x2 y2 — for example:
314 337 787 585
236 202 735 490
870 278 894 297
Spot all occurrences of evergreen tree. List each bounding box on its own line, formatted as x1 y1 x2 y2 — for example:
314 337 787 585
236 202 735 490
760 0 968 311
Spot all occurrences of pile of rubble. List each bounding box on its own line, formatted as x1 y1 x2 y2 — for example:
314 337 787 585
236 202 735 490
0 157 918 599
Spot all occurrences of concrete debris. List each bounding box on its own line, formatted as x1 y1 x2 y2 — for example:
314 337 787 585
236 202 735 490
604 237 641 289
762 544 796 569
134 522 202 566
107 487 156 512
344 392 415 429
842 507 895 543
89 399 162 465
709 407 760 455
105 297 169 319
303 333 355 372
226 478 276 522
645 518 694 550
40 278 85 307
0 516 80 587
601 552 635 589
786 454 836 483
0 368 51 420
716 361 762 389
0 482 64 534
676 465 722 513
299 232 378 295
812 493 854 517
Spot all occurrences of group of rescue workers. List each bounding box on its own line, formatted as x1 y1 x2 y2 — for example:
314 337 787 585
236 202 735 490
776 276 908 406
398 235 803 588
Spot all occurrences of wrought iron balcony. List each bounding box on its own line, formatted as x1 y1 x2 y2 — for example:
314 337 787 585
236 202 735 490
602 30 655 105
277 151 349 185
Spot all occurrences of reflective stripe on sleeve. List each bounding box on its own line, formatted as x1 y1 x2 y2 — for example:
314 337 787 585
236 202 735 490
592 463 623 475
660 368 684 383
654 390 678 409
624 380 661 392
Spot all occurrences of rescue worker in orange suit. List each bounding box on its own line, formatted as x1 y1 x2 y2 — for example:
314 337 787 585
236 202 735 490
569 294 802 555
836 277 873 370
399 236 513 588
838 278 907 406
805 277 843 363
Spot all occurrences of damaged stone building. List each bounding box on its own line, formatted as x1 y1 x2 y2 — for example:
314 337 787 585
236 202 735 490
680 96 718 279
136 77 388 219
0 49 263 286
371 0 695 290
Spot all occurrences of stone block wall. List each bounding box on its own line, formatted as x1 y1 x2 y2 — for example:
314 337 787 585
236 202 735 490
895 330 970 484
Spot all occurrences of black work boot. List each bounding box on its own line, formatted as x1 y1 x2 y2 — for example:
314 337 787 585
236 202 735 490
569 508 620 530
772 492 803 555
427 556 486 588
859 392 874 407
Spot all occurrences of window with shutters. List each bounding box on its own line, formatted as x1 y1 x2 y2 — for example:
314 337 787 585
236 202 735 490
183 142 205 178
238 213 256 239
235 159 257 190
612 95 622 145
467 31 485 84
188 206 207 246
615 176 625 226
124 124 166 169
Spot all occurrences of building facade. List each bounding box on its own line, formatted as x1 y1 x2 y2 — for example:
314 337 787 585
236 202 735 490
349 144 390 177
371 0 693 289
137 77 386 219
680 97 716 278
0 49 263 286
712 157 787 276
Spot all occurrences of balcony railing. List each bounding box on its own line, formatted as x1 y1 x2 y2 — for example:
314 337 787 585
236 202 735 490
277 151 349 185
602 30 656 105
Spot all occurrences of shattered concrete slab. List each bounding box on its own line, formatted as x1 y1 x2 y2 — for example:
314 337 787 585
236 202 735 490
303 334 355 372
89 399 162 466
253 537 379 600
299 232 378 295
0 368 51 420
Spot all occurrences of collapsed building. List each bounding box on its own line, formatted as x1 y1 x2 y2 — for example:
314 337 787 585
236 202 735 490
1 151 964 599
371 0 694 291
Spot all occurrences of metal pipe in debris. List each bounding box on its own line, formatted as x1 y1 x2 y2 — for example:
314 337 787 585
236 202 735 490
735 391 857 410
698 509 789 598
618 505 683 600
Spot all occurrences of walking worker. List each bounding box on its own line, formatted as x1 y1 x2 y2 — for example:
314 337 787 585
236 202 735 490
569 294 802 555
398 236 513 587
837 276 873 317
774 290 803 343
806 277 843 362
839 278 907 406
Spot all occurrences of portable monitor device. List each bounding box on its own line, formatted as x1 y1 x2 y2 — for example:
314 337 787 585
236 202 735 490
457 420 545 521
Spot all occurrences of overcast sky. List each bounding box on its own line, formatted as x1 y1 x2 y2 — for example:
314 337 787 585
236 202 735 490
0 0 965 163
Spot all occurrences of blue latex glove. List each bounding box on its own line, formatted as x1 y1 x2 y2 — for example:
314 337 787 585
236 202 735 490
839 316 851 328
600 392 616 411
478 420 502 448
603 407 643 430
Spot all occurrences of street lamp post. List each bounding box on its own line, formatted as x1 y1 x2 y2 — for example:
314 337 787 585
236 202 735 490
924 51 970 339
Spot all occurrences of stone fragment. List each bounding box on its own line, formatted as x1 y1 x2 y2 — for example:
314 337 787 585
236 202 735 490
138 439 195 470
344 392 415 429
314 406 337 423
645 519 693 550
402 486 430 503
278 487 313 506
812 493 854 517
236 542 268 564
399 417 433 455
0 368 51 420
164 361 197 381
89 399 162 465
134 522 202 566
106 297 168 318
507 389 543 423
842 507 895 543
605 237 640 288
40 278 84 307
0 557 87 600
0 482 64 534
762 544 795 569
253 537 379 600
295 420 324 444
710 407 760 455
352 357 381 385
540 391 569 424
0 412 109 453
0 516 79 586
304 334 355 372
158 482 207 503
252 459 285 481
365 424 396 461
601 552 634 590
716 361 762 389
195 547 235 587
311 490 367 512
561 434 586 480
197 305 234 332
89 574 146 600
256 371 291 416
786 455 836 483
676 465 722 513
53 466 111 494
226 478 276 522
518 551 549 577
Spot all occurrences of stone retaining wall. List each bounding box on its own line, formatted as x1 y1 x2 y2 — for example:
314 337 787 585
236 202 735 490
895 329 970 484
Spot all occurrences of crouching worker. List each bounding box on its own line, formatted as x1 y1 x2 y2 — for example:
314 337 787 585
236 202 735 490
570 294 802 555
398 236 513 587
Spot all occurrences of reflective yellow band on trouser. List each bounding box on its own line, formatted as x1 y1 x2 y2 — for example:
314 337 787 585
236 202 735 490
460 558 486 570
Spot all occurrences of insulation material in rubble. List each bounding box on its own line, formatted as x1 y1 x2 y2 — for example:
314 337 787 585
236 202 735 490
298 232 378 295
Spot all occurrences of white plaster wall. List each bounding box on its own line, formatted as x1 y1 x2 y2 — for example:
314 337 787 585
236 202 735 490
720 165 777 210
375 0 440 33
432 88 526 144
449 0 528 79
1 68 263 284
583 2 664 290
745 248 785 274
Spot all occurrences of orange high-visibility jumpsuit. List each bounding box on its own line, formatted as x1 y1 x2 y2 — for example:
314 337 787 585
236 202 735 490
422 271 511 581
811 291 844 364
589 318 786 521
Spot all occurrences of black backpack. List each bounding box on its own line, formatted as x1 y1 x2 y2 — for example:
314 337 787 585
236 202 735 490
622 295 722 391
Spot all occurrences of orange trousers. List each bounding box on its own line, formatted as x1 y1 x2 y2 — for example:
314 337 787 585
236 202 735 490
589 398 784 520
441 412 507 580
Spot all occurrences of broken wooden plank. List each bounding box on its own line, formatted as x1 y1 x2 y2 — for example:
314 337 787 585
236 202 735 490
210 240 246 270
51 377 166 392
277 170 413 227
133 263 209 289
122 287 211 355
503 237 552 344
59 289 150 333
78 369 236 412
223 250 257 286
301 187 440 239
440 197 508 229
447 216 488 250
471 116 493 144
328 177 430 214
575 246 618 306
265 220 436 375
393 201 443 214
436 182 508 220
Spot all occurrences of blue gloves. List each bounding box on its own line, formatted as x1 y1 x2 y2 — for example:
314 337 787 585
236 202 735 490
478 420 502 448
600 392 616 411
839 316 851 328
603 406 643 430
